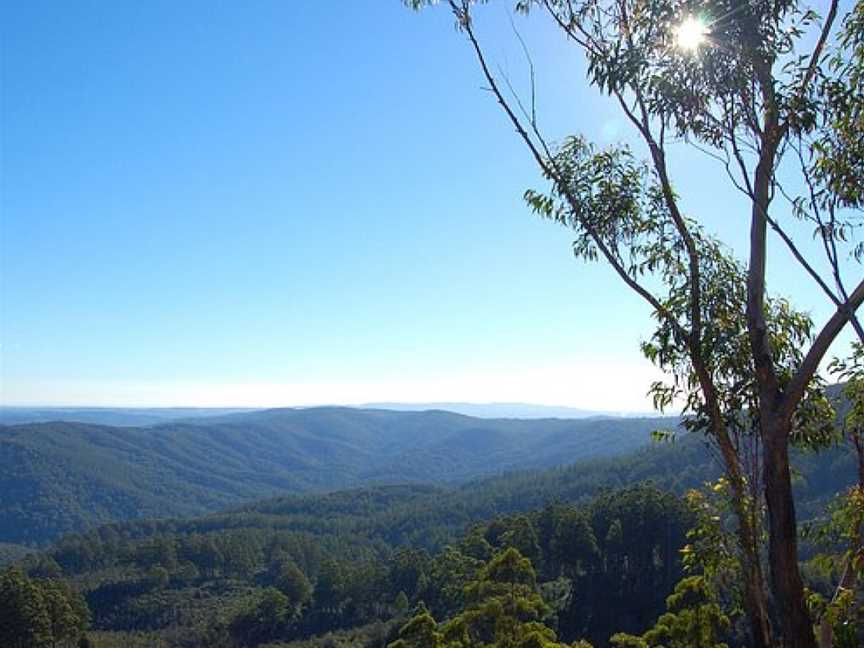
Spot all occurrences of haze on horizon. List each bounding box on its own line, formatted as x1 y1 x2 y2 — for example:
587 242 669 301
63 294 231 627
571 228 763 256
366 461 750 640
0 2 855 413
0 357 663 412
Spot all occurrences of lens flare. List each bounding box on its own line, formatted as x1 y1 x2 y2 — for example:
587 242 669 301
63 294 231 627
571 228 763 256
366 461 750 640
675 16 707 52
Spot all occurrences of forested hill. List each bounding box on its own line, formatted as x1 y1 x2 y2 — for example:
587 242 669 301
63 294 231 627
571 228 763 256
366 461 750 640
0 407 668 545
175 433 856 551
13 434 855 647
44 432 856 558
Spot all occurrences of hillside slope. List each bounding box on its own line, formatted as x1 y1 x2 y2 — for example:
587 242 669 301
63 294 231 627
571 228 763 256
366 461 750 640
52 432 857 555
16 433 857 647
0 407 667 544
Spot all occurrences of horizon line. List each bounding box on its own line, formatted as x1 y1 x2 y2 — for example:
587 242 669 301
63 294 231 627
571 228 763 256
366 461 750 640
0 401 666 416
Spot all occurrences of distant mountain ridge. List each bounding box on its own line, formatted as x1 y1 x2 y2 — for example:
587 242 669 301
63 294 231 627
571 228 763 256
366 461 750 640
0 402 657 426
0 407 257 427
359 402 657 419
0 406 671 545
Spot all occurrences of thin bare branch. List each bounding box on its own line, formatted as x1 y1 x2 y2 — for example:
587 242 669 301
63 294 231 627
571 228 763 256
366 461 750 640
448 0 689 343
508 15 537 128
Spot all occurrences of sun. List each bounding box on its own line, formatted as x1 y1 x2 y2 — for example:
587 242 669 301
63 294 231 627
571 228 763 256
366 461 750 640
675 16 708 52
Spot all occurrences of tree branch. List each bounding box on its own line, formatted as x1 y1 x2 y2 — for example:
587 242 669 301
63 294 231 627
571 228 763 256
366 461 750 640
794 0 840 108
781 280 864 425
448 0 690 344
615 0 705 373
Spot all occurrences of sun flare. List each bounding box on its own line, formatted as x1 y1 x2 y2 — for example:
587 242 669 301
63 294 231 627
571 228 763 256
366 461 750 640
675 16 708 51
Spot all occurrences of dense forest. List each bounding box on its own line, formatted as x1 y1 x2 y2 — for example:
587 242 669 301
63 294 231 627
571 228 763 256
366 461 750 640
1 427 858 647
0 408 668 545
2 485 695 647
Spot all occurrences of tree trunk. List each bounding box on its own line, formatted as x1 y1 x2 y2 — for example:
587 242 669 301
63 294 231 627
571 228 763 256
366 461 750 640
739 545 773 648
714 429 773 648
745 79 815 643
763 417 817 648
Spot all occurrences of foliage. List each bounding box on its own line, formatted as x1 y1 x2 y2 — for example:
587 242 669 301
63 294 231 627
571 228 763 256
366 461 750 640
679 482 743 613
809 1 864 219
803 343 864 647
390 549 586 648
0 566 90 648
231 588 298 646
829 341 864 483
388 606 443 648
610 576 730 648
802 487 864 647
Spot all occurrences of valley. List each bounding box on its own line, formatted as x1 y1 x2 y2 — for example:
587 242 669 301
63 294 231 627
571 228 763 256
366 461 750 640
0 407 668 545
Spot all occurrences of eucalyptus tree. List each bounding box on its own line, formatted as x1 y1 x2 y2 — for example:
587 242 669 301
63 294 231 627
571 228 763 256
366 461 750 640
610 575 731 648
407 0 863 646
391 548 580 648
0 567 90 648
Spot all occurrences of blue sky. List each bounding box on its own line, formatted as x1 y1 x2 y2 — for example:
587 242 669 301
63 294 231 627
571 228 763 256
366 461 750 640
1 0 856 410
